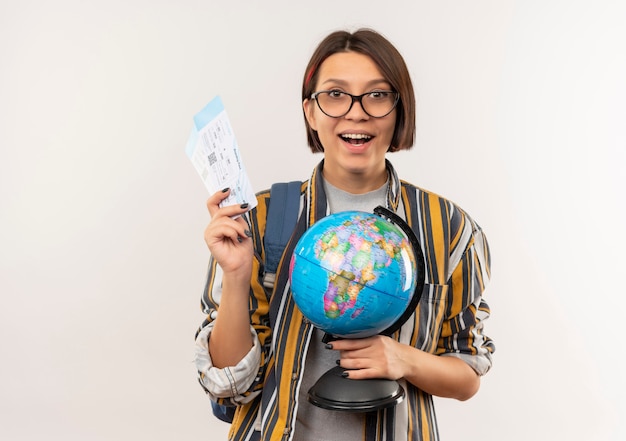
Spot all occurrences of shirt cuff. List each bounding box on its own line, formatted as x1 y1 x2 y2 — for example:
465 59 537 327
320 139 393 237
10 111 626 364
442 352 493 376
194 324 261 400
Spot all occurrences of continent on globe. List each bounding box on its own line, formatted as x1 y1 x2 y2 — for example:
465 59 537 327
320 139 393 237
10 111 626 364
317 216 404 321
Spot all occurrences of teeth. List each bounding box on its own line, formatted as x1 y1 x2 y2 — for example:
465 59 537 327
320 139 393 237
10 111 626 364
341 134 372 140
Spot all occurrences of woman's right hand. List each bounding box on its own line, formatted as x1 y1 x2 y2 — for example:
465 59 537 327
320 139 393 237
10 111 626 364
204 188 254 276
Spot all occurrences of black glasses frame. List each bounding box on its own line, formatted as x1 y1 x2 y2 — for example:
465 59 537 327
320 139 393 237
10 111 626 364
310 90 400 118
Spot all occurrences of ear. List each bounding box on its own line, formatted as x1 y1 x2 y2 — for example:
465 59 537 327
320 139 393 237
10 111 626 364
303 99 318 131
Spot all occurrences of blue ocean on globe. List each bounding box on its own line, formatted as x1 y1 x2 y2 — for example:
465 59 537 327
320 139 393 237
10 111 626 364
289 211 418 338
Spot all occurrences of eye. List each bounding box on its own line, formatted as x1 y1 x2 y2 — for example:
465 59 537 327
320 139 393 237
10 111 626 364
367 91 391 100
327 90 346 99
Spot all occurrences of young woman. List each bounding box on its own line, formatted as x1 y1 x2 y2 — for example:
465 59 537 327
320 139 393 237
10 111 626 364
195 28 494 441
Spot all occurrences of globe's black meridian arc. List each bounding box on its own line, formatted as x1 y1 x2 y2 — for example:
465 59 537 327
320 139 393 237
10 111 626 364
373 206 426 337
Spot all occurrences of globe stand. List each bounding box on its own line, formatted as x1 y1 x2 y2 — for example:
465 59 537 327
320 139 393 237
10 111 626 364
307 331 405 412
308 366 405 411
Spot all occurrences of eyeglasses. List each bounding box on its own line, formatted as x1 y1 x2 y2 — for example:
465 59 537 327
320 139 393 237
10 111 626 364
310 90 400 118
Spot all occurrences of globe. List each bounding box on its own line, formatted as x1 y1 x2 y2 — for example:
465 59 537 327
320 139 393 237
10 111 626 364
289 210 418 339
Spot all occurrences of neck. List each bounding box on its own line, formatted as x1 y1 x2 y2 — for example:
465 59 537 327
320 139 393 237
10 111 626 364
321 163 388 195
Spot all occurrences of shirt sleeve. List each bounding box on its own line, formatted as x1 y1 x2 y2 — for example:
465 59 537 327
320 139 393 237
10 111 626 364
194 323 262 403
438 215 495 376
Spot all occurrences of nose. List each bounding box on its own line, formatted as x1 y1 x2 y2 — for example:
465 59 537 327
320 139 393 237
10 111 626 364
345 96 369 120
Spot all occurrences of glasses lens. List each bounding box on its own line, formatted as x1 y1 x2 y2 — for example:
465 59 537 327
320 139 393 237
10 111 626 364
362 92 398 117
316 92 351 117
316 91 398 118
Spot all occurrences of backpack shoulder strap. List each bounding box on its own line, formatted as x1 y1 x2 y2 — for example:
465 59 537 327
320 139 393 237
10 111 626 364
263 180 302 289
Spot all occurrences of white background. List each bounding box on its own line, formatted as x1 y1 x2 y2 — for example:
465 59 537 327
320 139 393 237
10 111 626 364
1 1 624 440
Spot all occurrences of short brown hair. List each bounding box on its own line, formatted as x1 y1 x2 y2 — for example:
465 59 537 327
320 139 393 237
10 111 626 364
302 29 416 153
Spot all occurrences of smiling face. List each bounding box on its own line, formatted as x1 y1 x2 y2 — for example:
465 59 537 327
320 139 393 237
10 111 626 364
303 51 396 192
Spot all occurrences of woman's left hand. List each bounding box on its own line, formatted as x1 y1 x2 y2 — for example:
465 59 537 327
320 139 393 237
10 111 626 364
331 335 409 380
330 335 481 401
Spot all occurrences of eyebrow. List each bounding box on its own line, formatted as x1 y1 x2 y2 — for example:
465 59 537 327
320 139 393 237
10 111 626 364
319 78 391 88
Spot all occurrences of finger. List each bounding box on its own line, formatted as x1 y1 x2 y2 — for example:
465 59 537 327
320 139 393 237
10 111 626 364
330 337 372 351
205 218 252 246
206 186 250 214
341 367 380 380
206 188 232 216
207 195 251 220
205 222 239 246
338 357 369 370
